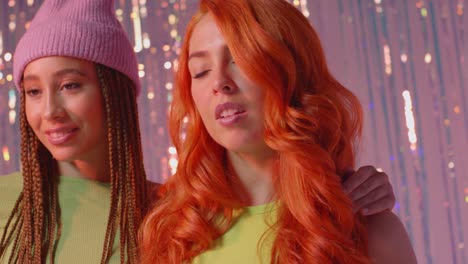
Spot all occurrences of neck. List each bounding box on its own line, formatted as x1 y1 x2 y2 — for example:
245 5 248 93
58 156 110 183
227 149 277 206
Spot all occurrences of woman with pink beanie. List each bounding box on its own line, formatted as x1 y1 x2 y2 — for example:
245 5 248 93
0 0 395 263
0 0 149 263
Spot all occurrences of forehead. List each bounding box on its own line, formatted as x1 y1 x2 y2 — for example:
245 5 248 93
24 56 95 77
189 14 226 53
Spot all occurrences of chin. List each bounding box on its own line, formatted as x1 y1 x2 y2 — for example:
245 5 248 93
222 143 256 154
48 148 80 162
217 139 244 150
216 136 251 150
50 154 75 162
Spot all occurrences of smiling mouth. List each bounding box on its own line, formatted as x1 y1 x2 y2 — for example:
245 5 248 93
46 128 79 145
48 128 78 139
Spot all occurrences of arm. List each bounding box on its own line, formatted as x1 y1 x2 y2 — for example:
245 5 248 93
342 166 395 215
366 210 417 263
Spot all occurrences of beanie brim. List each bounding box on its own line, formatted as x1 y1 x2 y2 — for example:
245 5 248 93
13 19 141 95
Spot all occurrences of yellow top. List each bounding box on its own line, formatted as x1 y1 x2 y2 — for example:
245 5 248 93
0 172 120 263
193 203 278 264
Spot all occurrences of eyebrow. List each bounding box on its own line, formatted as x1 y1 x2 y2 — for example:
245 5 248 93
23 68 88 82
188 50 209 62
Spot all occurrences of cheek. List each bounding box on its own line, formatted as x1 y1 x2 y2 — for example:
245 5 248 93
24 100 40 129
244 84 266 112
70 93 105 129
236 73 266 103
191 87 210 116
85 99 105 127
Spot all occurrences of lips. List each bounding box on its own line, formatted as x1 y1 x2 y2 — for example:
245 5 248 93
45 127 79 145
215 102 247 125
215 102 246 119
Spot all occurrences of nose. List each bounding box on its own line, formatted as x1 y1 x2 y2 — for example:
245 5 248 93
42 91 65 121
212 69 237 95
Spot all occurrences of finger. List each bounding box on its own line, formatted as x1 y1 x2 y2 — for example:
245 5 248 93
353 183 392 211
353 196 393 215
360 197 395 215
348 171 388 201
342 165 376 194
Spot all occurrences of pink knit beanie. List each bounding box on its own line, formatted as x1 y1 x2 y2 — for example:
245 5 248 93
13 0 141 95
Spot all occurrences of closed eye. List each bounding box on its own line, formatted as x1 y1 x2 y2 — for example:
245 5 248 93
193 70 211 79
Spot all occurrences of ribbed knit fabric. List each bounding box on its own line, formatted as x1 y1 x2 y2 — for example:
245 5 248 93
193 203 278 264
13 0 140 95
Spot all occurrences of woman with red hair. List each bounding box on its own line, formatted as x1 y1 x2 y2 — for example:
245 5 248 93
141 0 416 263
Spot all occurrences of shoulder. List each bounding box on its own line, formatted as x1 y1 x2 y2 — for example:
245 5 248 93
0 171 22 186
366 210 417 264
0 171 23 195
0 172 23 230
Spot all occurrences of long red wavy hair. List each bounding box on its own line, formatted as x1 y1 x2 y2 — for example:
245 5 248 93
140 0 369 263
